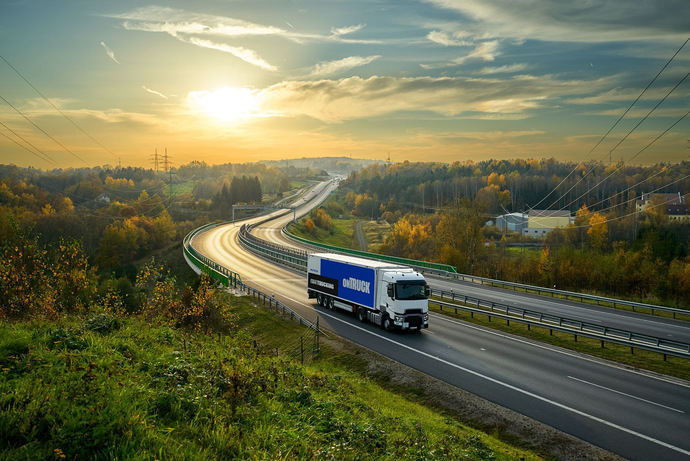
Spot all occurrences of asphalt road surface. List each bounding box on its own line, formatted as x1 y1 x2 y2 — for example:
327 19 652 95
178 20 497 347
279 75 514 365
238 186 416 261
191 180 690 460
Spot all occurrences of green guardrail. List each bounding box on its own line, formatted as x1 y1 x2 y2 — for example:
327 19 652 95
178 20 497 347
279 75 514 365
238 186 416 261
183 223 242 287
284 225 458 273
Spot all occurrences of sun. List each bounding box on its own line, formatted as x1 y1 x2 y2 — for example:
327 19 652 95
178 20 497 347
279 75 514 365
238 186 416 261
187 87 260 123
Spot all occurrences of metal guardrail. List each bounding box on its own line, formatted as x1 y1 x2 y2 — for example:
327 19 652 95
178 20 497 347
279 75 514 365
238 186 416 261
281 226 688 320
235 227 690 359
239 224 308 272
282 226 458 273
425 271 689 319
430 289 690 359
182 223 318 331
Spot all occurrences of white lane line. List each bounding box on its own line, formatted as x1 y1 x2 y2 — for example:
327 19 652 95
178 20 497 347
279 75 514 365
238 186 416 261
567 376 685 414
429 312 690 389
432 280 690 330
314 310 690 457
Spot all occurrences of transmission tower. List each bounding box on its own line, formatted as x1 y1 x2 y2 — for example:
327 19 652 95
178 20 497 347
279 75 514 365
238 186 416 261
150 148 159 173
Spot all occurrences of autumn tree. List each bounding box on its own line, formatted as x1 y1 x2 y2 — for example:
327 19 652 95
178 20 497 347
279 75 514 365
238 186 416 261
587 212 609 251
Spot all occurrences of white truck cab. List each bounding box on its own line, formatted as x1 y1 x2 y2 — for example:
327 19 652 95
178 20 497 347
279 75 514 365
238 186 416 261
307 253 429 331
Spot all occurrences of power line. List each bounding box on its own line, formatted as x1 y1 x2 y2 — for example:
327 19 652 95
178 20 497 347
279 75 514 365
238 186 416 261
0 93 88 165
567 193 688 230
526 36 689 213
557 111 689 212
580 174 689 216
588 36 689 157
606 72 689 161
0 54 118 161
580 166 668 211
0 120 55 164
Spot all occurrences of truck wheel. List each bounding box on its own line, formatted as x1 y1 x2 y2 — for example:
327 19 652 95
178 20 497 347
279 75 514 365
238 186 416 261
357 308 367 323
328 297 335 310
383 316 392 331
317 294 324 306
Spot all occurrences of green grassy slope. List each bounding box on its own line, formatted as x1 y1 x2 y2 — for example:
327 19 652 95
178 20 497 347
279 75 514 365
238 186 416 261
0 298 538 460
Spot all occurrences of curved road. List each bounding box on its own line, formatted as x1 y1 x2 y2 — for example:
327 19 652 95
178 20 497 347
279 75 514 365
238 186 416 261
192 180 690 460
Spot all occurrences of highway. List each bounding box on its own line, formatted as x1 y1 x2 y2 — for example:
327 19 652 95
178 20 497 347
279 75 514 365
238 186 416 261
252 192 690 344
191 180 690 460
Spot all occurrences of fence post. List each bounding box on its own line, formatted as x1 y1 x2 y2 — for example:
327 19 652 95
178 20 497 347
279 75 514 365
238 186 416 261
316 316 320 354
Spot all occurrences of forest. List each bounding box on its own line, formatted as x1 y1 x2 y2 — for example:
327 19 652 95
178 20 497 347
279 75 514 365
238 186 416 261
0 161 326 317
335 159 690 307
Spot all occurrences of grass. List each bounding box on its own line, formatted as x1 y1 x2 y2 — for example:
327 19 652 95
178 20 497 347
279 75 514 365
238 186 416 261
361 220 392 252
289 218 356 249
428 302 690 381
0 297 538 460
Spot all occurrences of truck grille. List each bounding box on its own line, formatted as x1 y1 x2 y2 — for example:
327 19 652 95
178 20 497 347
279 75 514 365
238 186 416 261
406 316 423 328
405 309 423 315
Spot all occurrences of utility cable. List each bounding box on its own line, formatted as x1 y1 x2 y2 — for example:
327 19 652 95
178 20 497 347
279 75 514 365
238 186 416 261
567 193 688 229
526 36 689 213
0 54 118 161
0 120 55 164
558 111 689 211
0 93 87 164
606 72 688 159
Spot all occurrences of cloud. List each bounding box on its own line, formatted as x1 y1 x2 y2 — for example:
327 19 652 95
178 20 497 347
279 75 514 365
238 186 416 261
256 74 617 122
181 36 277 71
478 63 528 74
115 6 283 37
426 30 472 46
142 85 168 99
99 41 120 64
424 0 689 43
421 40 499 69
310 55 381 77
330 24 366 37
109 6 378 47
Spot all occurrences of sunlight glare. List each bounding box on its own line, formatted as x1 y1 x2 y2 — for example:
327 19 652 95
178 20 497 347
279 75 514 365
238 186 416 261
188 87 260 123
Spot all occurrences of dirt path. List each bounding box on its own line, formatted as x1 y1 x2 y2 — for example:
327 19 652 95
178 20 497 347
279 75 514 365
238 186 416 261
354 220 367 251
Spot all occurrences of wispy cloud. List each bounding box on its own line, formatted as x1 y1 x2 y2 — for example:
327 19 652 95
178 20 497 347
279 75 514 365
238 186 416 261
182 36 277 71
257 74 617 122
421 40 499 69
142 85 168 99
330 24 366 37
99 41 120 64
424 0 689 43
426 30 472 46
310 55 381 77
478 63 528 74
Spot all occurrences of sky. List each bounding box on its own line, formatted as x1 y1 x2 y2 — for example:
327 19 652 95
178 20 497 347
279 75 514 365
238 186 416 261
0 0 688 168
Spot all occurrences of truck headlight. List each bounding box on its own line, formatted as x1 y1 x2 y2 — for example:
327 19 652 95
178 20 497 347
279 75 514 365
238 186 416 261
394 315 403 324
423 313 428 322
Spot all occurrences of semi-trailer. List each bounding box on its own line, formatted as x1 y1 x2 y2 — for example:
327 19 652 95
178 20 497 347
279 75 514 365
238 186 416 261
307 252 429 331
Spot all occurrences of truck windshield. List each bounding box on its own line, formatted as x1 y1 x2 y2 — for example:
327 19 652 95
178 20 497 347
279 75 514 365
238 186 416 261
395 281 428 300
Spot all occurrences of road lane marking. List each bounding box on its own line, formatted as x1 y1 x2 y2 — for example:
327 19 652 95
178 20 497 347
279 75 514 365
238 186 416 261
567 376 685 414
430 278 690 330
429 312 690 389
315 310 690 457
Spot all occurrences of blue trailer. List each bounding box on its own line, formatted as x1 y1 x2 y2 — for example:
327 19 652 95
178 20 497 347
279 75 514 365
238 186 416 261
307 253 429 331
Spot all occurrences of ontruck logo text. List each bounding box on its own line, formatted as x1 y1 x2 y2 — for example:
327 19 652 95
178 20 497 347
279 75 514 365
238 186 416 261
342 277 370 294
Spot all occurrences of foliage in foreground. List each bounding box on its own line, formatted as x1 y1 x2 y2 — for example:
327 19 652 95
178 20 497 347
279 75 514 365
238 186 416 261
0 308 535 460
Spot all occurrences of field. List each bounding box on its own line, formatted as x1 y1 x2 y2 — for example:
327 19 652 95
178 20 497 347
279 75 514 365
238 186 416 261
0 296 539 460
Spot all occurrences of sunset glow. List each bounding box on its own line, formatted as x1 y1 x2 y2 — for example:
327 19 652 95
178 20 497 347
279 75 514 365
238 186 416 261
187 87 261 124
0 1 688 167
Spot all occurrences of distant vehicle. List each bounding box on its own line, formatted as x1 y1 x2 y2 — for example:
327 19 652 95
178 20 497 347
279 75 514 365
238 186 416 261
307 253 429 331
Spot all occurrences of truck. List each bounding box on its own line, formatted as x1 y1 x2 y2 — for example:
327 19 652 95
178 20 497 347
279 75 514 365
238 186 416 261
307 252 429 331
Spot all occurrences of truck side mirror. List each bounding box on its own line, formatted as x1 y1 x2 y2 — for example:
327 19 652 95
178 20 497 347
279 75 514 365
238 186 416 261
424 285 431 297
387 284 394 298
